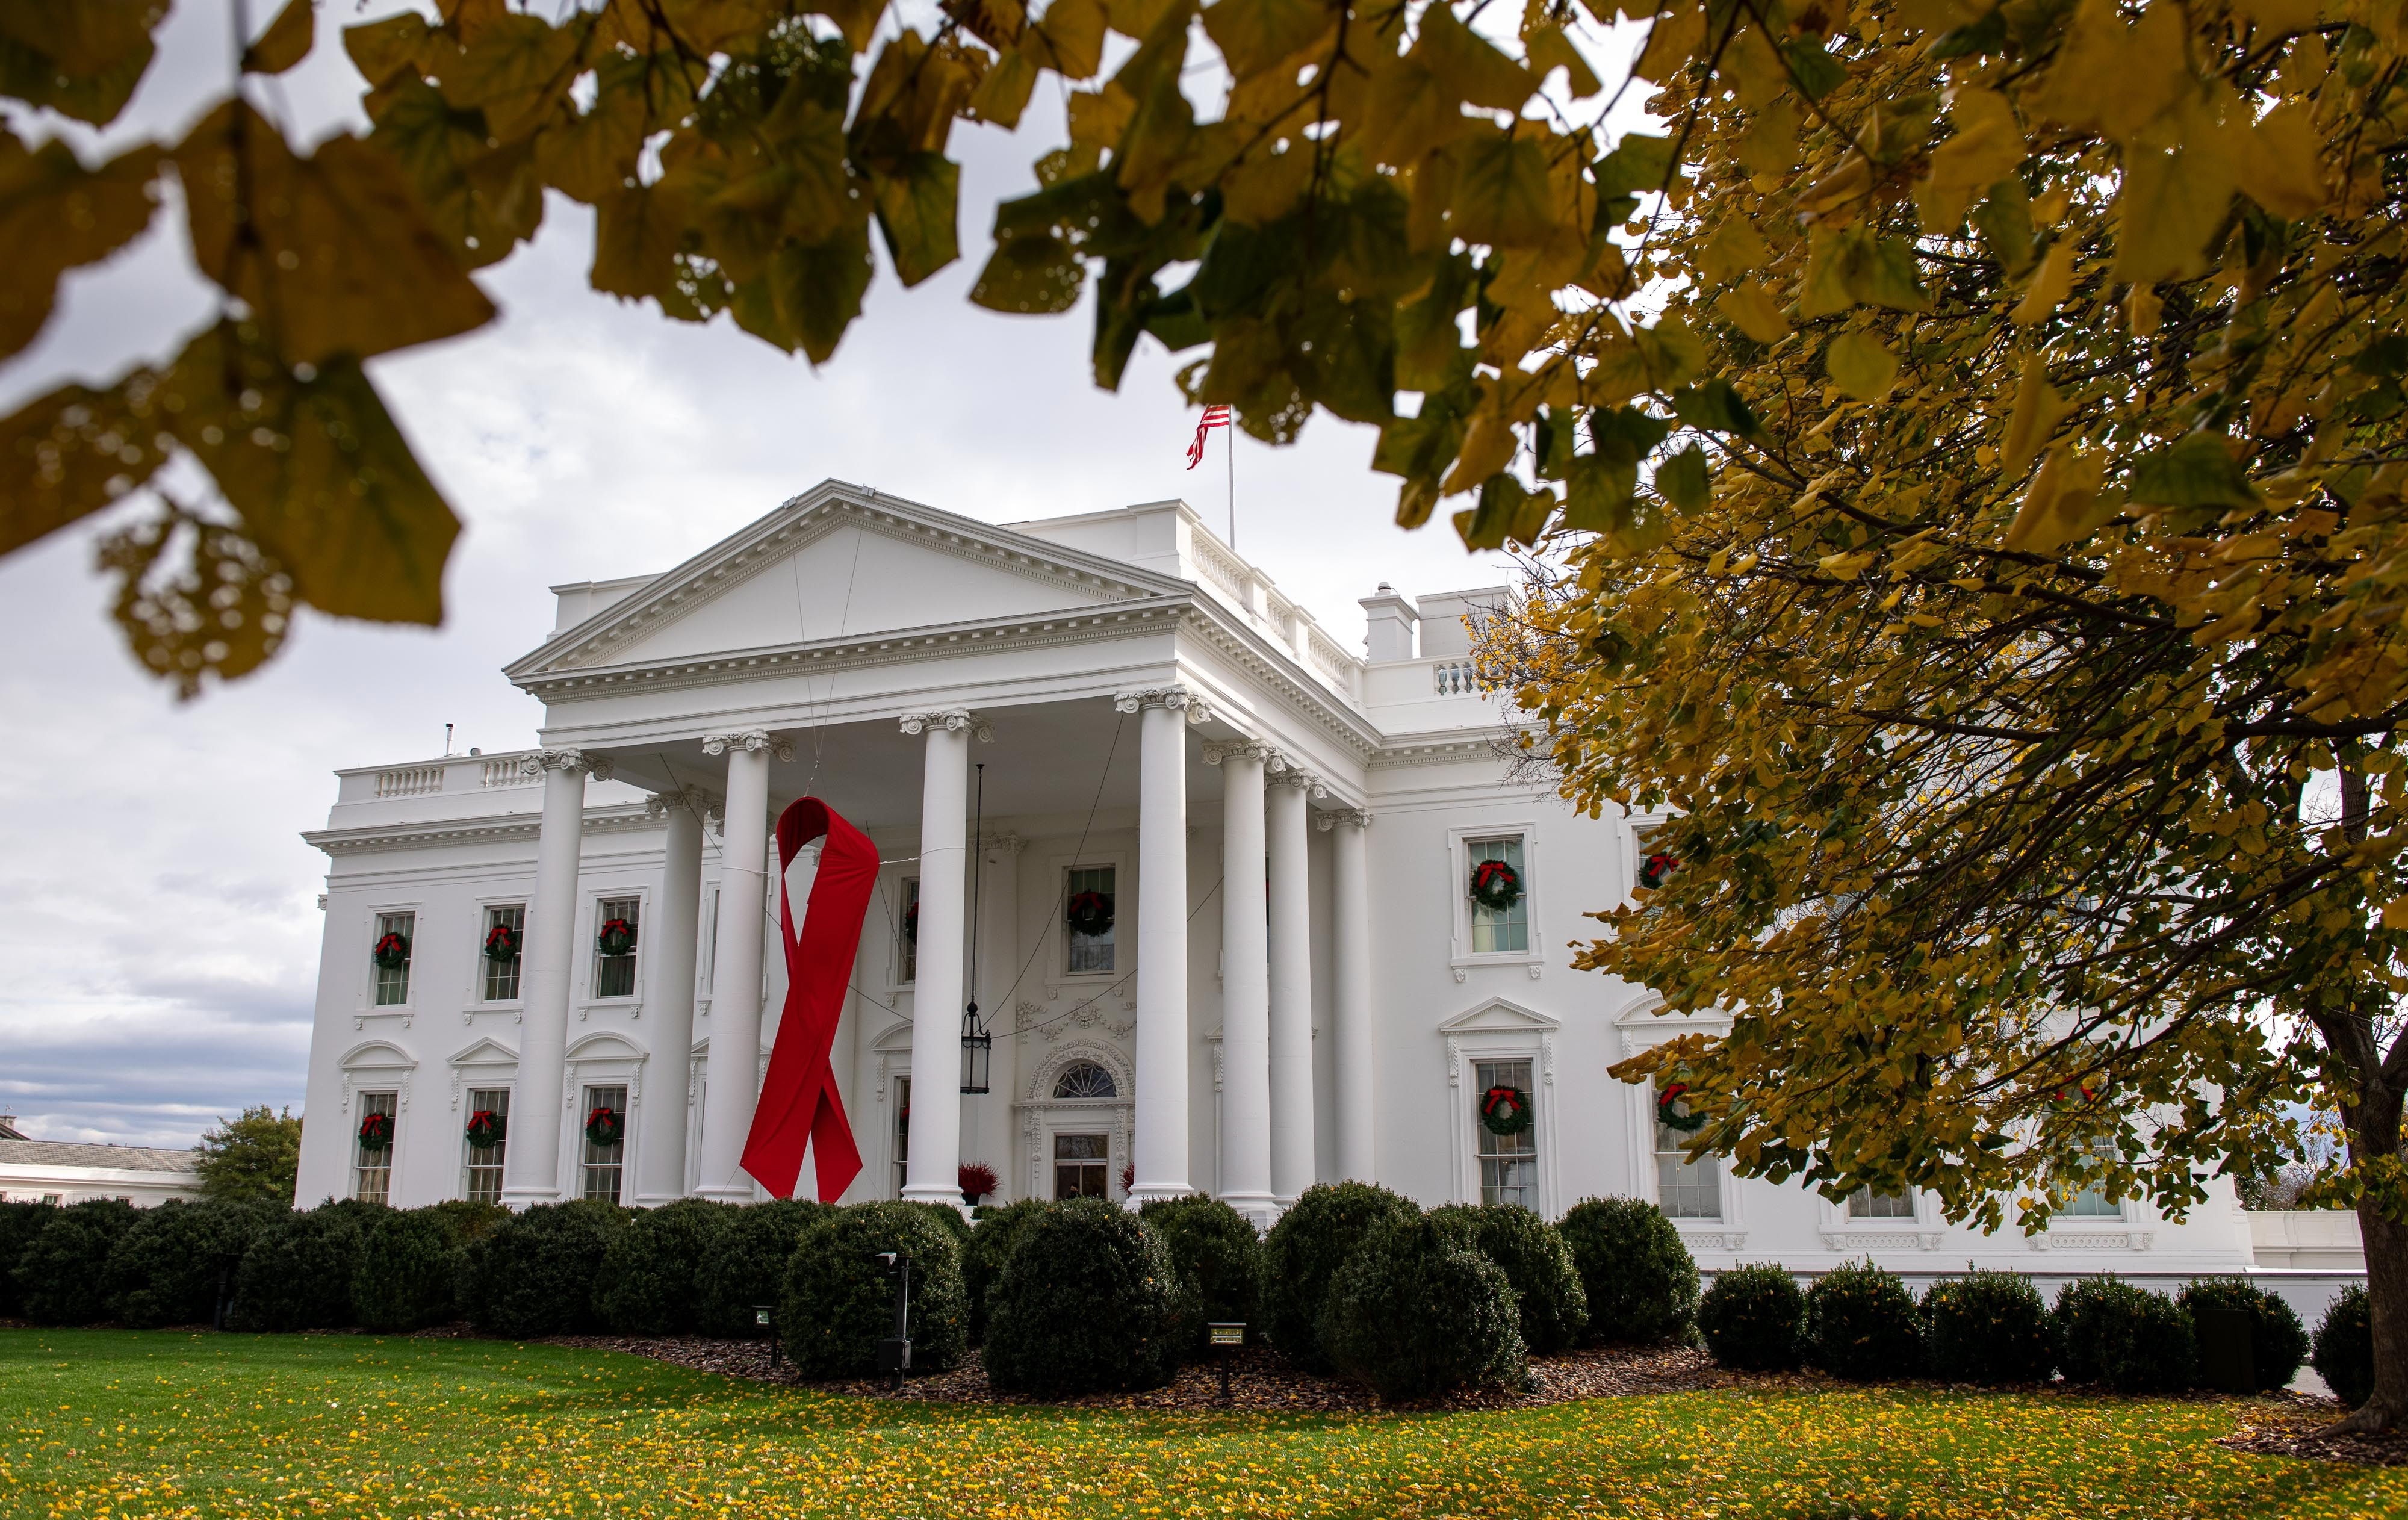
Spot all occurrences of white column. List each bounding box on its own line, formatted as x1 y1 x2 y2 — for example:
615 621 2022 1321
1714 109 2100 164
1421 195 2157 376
1267 769 1317 1208
1208 741 1274 1227
1120 686 1199 1203
1323 808 1376 1183
503 748 606 1208
635 790 708 1204
901 709 980 1208
695 730 787 1202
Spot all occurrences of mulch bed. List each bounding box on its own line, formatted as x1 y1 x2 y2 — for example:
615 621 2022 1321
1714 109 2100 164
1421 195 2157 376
2216 1398 2408 1467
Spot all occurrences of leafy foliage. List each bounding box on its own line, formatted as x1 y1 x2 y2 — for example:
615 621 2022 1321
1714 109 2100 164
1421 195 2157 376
1696 1262 1807 1372
2315 1283 2377 1409
0 1200 56 1317
459 1200 625 1339
194 1106 302 1206
597 1198 736 1336
984 1198 1185 1395
780 1201 969 1380
102 1198 273 1329
696 1198 833 1338
2055 1278 2197 1394
1554 1196 1699 1345
963 1197 1047 1345
352 1206 470 1333
1319 1212 1527 1402
1427 1202 1588 1354
14 1199 137 1325
1805 1259 1925 1381
1923 1270 2059 1386
231 1205 373 1332
2178 1277 2311 1391
1258 1182 1419 1373
1139 1194 1263 1348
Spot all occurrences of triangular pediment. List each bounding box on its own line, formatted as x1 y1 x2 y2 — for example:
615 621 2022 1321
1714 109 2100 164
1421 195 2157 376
1438 997 1561 1034
510 481 1188 676
448 1036 519 1066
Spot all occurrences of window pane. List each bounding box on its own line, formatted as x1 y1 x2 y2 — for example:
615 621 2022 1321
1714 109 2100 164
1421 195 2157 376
893 1076 910 1198
373 913 414 1006
1654 1081 1720 1219
899 878 919 984
1848 1187 1915 1220
1053 1133 1109 1199
1466 837 1528 954
464 1087 510 1203
1065 866 1116 974
482 905 524 1002
580 1084 625 1203
594 898 639 999
1473 1059 1536 1208
355 1091 397 1205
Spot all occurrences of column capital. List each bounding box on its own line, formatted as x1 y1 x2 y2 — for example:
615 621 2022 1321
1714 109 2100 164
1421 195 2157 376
521 748 612 781
978 830 1027 857
644 786 724 822
702 729 795 762
899 707 993 742
1112 684 1213 725
1270 766 1327 797
1315 807 1374 831
1201 739 1274 767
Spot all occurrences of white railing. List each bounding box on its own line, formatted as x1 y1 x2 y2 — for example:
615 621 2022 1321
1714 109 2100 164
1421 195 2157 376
374 766 444 798
1433 660 1482 696
480 757 534 788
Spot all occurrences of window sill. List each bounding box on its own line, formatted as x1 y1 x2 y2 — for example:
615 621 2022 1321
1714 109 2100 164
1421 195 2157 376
577 999 644 1020
1448 952 1544 983
354 1006 415 1030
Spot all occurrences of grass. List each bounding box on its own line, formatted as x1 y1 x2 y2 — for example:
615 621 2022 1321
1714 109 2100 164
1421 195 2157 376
1 1330 2403 1519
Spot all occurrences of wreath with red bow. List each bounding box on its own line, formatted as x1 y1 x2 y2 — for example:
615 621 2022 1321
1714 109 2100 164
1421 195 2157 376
584 1106 623 1148
371 931 410 970
1468 858 1524 913
1638 852 1680 891
465 1109 506 1150
356 1111 394 1151
1479 1084 1534 1136
1066 889 1114 938
1656 1081 1707 1133
596 917 636 957
483 923 520 963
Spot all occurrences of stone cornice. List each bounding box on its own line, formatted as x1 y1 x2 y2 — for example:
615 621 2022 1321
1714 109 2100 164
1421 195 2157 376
1367 731 1531 769
302 804 659 857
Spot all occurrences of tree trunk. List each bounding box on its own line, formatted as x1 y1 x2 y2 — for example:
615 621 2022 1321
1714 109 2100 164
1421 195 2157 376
2347 1200 2408 1430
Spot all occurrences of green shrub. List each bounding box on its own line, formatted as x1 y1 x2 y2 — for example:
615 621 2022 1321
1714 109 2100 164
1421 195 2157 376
16 1199 138 1324
0 1201 55 1317
1696 1263 1806 1371
459 1200 626 1339
696 1199 833 1338
779 1201 969 1379
2312 1284 2374 1409
1805 1260 1924 1382
1320 1213 1526 1401
1922 1270 2058 1385
231 1205 373 1331
1259 1182 1418 1373
2055 1277 2196 1394
1140 1196 1263 1348
963 1199 1047 1344
902 1200 972 1248
104 1199 275 1329
2177 1277 2309 1391
423 1199 507 1244
983 1199 1186 1396
1555 1197 1700 1345
1428 1203 1587 1354
598 1199 736 1335
353 1207 470 1332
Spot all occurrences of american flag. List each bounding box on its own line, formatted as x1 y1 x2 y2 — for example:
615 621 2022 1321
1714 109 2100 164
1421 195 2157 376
1185 405 1230 468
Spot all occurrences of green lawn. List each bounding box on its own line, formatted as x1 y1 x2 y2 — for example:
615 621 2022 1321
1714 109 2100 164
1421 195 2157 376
1 1330 2401 1519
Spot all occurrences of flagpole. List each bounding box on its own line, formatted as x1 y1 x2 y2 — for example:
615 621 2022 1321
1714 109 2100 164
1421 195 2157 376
1227 417 1237 553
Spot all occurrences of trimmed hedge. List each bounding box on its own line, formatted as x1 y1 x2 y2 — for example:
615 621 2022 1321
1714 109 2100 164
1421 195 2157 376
2177 1277 2309 1391
598 1199 736 1335
1140 1195 1263 1348
1259 1182 1419 1373
1428 1203 1588 1354
2055 1277 2196 1394
1556 1197 1699 1345
460 1200 625 1338
1806 1260 1924 1381
2312 1283 2374 1409
963 1199 1047 1344
780 1202 970 1379
984 1199 1185 1396
353 1207 470 1332
1696 1262 1806 1371
16 1199 138 1325
904 1200 973 1249
232 1205 374 1331
0 1201 55 1317
1320 1213 1526 1401
1923 1269 2058 1385
104 1199 274 1329
696 1198 832 1338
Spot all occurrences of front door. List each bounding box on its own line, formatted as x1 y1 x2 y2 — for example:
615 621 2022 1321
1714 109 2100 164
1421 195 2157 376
1053 1133 1108 1199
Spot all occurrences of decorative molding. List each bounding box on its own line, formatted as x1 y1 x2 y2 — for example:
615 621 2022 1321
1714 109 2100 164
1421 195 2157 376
304 804 659 857
1315 808 1374 831
702 729 796 762
1369 736 1528 770
645 786 724 821
1111 684 1212 726
898 708 993 742
978 831 1026 856
520 748 614 781
2029 1227 2156 1253
1676 1228 1749 1251
1820 1229 1946 1252
1268 765 1327 796
1200 739 1274 766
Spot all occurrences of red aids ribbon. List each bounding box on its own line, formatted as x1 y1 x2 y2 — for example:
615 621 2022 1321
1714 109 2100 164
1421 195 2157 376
740 798 875 1202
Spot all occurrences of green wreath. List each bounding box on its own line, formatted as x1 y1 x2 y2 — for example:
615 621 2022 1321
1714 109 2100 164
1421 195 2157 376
596 917 636 957
370 931 409 971
483 923 521 963
584 1106 623 1148
1468 858 1524 913
356 1111 394 1152
1479 1084 1533 1136
465 1109 506 1150
1656 1081 1707 1133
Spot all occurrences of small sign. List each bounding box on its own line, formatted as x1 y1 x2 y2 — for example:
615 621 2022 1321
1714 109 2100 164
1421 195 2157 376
1208 1322 1245 1347
754 1306 772 1327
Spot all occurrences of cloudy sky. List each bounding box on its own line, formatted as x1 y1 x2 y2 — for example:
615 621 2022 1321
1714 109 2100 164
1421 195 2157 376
1 3 1643 1146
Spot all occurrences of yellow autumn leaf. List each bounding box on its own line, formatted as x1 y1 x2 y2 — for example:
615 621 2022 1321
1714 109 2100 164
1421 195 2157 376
2011 240 2074 324
2114 136 2235 287
2027 0 2191 145
2002 353 2068 476
1716 281 1791 344
1826 330 1899 401
2228 99 2326 219
2002 444 2112 553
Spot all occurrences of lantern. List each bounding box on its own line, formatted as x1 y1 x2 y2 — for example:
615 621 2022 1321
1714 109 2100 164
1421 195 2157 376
960 1000 991 1094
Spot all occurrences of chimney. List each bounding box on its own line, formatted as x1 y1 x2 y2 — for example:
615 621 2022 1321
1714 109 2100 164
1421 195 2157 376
1359 582 1418 663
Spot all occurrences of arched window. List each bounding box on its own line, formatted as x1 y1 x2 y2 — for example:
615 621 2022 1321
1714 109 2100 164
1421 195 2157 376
1052 1061 1117 1099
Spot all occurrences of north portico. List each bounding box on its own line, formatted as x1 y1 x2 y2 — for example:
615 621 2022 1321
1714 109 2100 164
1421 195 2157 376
295 479 2269 1292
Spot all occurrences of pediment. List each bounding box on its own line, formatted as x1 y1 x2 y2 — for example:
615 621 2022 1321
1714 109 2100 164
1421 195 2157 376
448 1036 519 1067
565 1031 645 1062
510 480 1190 676
1438 997 1562 1034
869 1017 914 1052
340 1039 417 1070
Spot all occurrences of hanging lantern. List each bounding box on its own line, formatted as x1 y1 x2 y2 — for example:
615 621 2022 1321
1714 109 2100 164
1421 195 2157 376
960 1000 991 1094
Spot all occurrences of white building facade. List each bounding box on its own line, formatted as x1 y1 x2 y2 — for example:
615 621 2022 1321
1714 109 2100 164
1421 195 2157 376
294 481 2269 1285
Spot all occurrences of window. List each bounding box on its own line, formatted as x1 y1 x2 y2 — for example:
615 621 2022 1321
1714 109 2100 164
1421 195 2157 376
1474 1058 1537 1208
594 896 640 999
892 1076 911 1197
1064 865 1116 974
1052 1061 1117 1099
481 905 524 1002
898 877 919 984
2067 1136 2124 1217
1848 1188 1915 1220
355 1091 397 1204
580 1084 627 1202
1054 1134 1109 1199
1466 836 1529 954
463 1087 509 1205
1654 1082 1721 1219
373 912 414 1006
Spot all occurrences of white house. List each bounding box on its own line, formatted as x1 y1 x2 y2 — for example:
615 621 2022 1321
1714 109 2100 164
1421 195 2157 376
0 1115 202 1206
294 480 2282 1288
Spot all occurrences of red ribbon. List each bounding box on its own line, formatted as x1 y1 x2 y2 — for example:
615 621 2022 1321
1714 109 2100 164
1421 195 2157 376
740 797 874 1202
